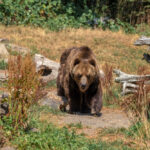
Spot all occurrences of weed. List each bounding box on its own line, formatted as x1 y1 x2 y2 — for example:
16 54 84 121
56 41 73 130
102 63 121 107
6 54 40 131
121 66 150 148
45 80 56 89
9 51 20 56
67 122 83 129
30 47 39 56
0 60 8 70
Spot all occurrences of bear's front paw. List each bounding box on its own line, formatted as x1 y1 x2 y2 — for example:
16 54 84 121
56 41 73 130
91 109 101 117
59 104 66 112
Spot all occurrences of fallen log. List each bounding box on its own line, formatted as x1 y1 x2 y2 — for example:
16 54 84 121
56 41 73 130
34 54 60 82
113 69 150 96
134 36 150 46
113 69 150 83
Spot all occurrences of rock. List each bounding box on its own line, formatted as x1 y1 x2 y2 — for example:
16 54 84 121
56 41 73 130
0 146 15 150
39 98 62 109
5 43 30 55
0 107 5 116
1 93 9 99
1 102 9 112
0 44 9 59
0 38 9 43
0 93 9 116
0 102 8 116
30 128 39 133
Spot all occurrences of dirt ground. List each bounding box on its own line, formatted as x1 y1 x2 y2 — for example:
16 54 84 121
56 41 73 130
39 90 131 138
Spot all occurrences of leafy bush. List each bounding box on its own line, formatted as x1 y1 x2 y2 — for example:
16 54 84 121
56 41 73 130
0 0 138 33
0 0 95 31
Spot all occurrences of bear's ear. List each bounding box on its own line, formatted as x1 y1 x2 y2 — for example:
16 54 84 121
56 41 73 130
89 59 96 67
74 58 80 66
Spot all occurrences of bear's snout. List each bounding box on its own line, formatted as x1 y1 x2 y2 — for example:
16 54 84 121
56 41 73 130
80 76 88 92
81 83 86 89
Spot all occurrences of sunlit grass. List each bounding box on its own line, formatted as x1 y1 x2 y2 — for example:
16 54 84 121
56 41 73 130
0 25 149 73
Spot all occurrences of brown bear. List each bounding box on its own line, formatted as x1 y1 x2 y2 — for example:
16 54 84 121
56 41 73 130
57 46 102 115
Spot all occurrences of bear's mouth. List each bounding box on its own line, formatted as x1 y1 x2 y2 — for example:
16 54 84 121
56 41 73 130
79 84 88 92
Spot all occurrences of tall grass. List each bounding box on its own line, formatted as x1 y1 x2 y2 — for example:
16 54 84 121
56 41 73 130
121 67 150 148
7 54 39 131
102 63 120 106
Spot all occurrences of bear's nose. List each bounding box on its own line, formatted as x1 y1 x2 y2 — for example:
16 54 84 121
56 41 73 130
81 84 86 89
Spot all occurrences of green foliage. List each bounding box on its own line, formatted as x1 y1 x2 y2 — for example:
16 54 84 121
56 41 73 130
45 80 56 88
12 120 134 150
0 60 8 70
0 0 142 33
10 106 135 150
0 104 135 149
0 0 96 31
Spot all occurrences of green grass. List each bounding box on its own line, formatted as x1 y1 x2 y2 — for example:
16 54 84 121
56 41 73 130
12 121 134 150
0 105 135 150
29 105 65 116
0 60 8 70
45 80 57 88
67 122 83 129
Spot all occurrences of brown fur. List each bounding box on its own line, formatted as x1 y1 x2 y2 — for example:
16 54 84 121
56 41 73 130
57 46 103 115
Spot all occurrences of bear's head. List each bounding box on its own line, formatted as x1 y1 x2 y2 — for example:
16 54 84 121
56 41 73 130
71 57 99 93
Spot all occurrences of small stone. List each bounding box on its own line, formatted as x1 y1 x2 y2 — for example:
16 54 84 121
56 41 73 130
0 107 5 116
0 38 9 43
30 128 39 133
0 44 9 59
2 93 9 99
39 98 61 109
1 102 9 111
0 146 15 150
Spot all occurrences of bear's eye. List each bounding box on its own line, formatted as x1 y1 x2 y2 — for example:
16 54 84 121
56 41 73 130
74 59 80 66
77 74 82 79
87 75 90 78
89 60 96 67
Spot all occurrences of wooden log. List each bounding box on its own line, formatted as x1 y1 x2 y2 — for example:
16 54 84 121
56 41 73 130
123 82 139 89
121 89 137 96
122 82 138 96
113 69 150 83
34 54 60 82
134 36 150 46
113 69 150 96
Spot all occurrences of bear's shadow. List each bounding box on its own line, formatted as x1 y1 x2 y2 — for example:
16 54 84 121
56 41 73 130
65 110 102 117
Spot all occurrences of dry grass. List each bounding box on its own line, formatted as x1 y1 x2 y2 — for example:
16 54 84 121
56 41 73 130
0 25 149 73
7 54 40 130
1 25 150 149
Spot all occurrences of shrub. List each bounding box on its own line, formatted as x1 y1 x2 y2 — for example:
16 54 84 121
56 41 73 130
0 0 137 33
7 54 39 131
102 63 120 106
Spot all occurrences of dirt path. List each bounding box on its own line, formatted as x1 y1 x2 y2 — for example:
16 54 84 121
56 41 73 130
39 90 131 137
